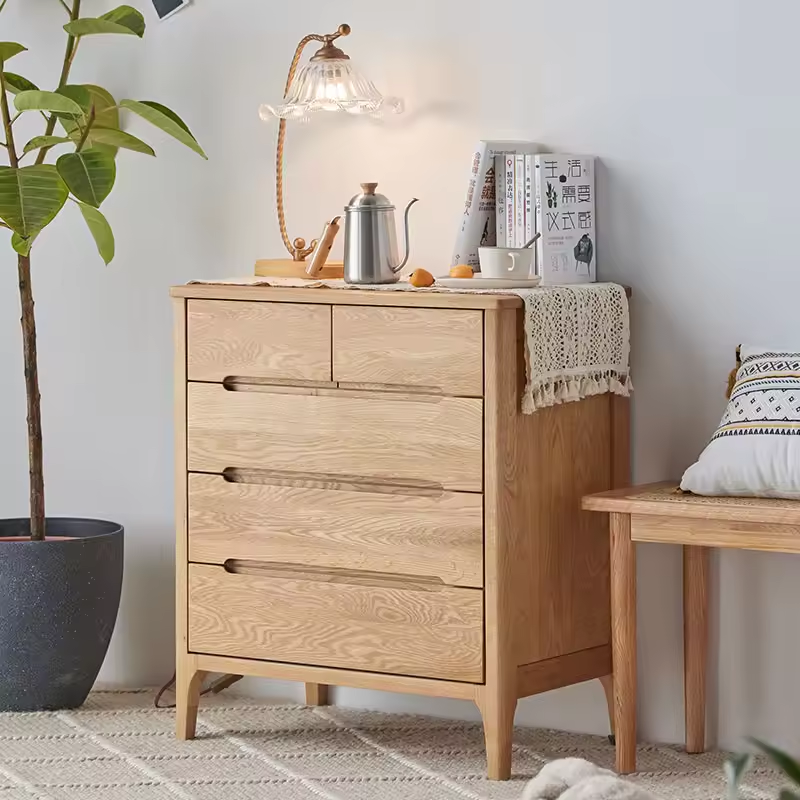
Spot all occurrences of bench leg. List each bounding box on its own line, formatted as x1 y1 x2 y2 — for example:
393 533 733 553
684 545 709 754
599 675 615 742
610 512 636 773
305 683 330 706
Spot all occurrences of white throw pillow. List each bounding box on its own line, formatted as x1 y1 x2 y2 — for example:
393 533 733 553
681 346 800 499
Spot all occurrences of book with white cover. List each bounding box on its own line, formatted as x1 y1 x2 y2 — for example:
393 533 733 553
451 140 540 269
534 155 596 284
514 155 525 247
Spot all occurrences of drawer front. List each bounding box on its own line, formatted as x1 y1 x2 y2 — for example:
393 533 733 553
187 300 331 383
187 383 483 492
188 563 483 682
333 306 483 396
188 473 484 588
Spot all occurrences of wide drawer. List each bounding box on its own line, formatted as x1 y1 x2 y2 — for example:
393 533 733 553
187 383 483 492
188 564 483 682
187 300 331 383
333 306 483 396
188 473 484 587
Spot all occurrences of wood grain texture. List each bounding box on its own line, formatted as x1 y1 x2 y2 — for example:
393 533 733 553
632 514 800 553
187 382 483 492
171 284 523 309
584 483 800 525
512 394 613 665
176 658 206 740
599 674 615 738
333 306 483 396
479 308 519 780
610 512 636 774
187 300 331 383
188 564 483 682
516 645 612 699
188 473 483 587
684 545 709 754
611 395 631 489
194 652 479 700
304 683 329 706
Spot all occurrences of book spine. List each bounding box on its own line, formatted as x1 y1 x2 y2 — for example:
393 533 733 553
494 154 506 250
524 155 533 247
514 155 525 247
451 142 490 268
534 155 544 278
504 155 515 247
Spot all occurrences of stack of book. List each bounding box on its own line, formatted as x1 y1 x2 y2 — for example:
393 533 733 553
452 141 596 285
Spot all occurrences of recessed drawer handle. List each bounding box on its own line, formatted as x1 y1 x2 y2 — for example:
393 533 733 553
220 467 444 497
223 559 446 593
221 377 337 392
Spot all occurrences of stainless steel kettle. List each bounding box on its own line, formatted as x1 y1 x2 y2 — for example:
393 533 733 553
343 183 419 284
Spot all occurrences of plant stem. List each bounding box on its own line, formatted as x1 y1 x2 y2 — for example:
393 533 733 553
1 72 45 539
35 0 81 166
17 254 45 541
76 104 95 151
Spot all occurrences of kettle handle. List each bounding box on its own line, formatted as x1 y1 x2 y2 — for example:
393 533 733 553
392 197 420 273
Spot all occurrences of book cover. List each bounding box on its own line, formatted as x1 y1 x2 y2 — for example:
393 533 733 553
504 154 515 247
514 155 525 248
451 141 541 268
534 155 596 284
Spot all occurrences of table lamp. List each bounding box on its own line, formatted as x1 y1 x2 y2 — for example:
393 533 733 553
257 24 403 279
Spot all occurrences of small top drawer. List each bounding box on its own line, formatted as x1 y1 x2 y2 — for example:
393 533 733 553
333 306 483 396
188 300 331 383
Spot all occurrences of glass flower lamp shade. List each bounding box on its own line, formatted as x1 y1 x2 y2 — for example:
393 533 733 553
259 24 404 263
261 58 403 120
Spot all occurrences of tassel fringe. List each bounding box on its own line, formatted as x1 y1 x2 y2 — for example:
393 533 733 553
522 371 633 414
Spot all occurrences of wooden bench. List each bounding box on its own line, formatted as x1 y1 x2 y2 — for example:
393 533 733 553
582 482 800 773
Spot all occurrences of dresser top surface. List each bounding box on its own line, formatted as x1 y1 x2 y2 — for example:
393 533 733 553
170 283 523 310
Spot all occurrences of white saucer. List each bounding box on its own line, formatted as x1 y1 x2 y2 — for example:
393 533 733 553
436 277 542 289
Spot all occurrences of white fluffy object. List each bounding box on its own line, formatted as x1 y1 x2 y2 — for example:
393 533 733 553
522 758 657 800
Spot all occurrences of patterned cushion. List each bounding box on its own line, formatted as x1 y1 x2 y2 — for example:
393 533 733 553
681 346 800 498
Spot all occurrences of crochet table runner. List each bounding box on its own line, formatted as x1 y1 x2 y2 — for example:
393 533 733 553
188 277 632 414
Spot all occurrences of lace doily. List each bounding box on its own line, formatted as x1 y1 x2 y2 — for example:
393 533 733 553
188 277 632 414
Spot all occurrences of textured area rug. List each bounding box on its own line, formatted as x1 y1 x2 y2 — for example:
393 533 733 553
0 691 785 800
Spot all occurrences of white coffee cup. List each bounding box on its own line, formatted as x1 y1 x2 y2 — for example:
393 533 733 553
478 247 535 279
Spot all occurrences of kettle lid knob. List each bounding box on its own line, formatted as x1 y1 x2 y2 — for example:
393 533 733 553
360 182 378 195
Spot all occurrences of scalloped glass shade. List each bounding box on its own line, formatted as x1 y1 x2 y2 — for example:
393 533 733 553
260 59 403 121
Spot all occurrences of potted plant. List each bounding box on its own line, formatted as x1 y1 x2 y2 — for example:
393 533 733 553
727 740 800 799
0 2 205 711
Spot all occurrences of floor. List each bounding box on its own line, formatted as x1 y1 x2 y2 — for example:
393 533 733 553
0 691 786 800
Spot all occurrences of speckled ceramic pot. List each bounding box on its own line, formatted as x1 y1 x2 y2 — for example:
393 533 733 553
0 519 123 711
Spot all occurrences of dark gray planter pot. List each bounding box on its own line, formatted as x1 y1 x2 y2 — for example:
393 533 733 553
0 518 124 712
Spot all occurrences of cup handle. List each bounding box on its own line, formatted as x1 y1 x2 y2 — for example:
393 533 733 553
507 253 518 272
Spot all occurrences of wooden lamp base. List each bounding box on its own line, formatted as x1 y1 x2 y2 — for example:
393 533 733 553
254 259 344 280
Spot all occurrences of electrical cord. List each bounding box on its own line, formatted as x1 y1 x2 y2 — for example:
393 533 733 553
154 672 244 709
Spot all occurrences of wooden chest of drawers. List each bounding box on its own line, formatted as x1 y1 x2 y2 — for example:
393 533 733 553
171 284 629 780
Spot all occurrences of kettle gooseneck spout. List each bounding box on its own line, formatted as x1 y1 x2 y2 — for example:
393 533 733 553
391 198 420 273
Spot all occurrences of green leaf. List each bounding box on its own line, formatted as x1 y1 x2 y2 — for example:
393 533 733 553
751 740 800 786
60 86 120 156
121 100 207 159
64 5 146 39
0 42 26 62
101 5 146 37
57 85 92 115
87 127 155 156
14 90 84 117
724 754 753 800
3 72 38 94
22 135 72 155
0 165 69 237
11 231 36 256
779 792 800 800
77 202 115 265
56 149 116 208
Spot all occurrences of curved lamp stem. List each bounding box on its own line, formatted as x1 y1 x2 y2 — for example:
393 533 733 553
276 24 350 261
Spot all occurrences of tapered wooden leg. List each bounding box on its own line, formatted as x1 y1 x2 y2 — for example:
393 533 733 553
176 661 207 740
305 683 329 706
684 545 709 754
599 674 615 741
610 512 636 773
477 688 518 781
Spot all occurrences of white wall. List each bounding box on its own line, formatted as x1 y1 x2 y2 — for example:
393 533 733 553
1 0 798 752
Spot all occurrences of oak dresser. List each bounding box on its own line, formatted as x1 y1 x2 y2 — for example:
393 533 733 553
171 283 629 780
